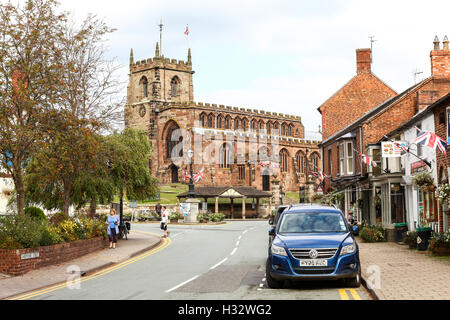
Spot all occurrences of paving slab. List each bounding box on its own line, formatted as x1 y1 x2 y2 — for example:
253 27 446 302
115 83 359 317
0 229 160 300
358 240 450 300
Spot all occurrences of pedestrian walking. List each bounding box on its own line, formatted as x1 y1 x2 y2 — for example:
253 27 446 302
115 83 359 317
160 206 169 238
155 202 162 218
106 208 120 249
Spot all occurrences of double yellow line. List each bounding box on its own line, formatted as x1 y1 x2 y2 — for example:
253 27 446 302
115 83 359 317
338 289 361 300
7 232 171 300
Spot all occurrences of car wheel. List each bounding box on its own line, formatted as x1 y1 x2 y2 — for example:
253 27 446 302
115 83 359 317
265 259 284 289
345 267 361 288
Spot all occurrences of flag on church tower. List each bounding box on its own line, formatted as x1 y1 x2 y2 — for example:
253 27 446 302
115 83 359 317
184 25 189 36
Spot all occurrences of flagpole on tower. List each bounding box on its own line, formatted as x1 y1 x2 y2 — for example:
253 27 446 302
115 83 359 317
158 18 164 57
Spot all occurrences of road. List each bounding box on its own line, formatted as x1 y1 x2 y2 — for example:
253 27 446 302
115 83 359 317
18 221 371 300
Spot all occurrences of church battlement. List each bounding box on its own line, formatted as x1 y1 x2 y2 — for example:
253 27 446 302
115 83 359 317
131 56 193 73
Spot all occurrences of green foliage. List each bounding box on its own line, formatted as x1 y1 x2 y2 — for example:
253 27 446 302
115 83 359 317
359 225 386 243
209 213 225 222
403 231 417 246
197 213 209 223
49 212 69 225
24 206 46 221
168 212 181 221
413 171 435 188
0 213 106 249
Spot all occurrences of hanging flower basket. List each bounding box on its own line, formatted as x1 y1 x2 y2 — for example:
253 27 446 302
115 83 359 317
413 172 435 190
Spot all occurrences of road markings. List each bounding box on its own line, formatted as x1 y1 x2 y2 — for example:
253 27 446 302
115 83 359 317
165 275 200 293
210 258 228 270
338 289 350 300
8 234 171 301
230 247 238 256
243 230 248 235
349 289 361 300
238 235 242 240
338 289 361 300
236 241 240 246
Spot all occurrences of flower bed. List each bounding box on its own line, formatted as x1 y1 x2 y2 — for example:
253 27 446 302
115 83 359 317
0 213 108 276
359 225 386 243
0 237 108 276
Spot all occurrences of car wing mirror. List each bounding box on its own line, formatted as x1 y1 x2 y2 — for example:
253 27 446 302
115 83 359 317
269 227 275 236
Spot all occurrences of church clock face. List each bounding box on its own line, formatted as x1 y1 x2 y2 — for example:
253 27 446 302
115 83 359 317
139 106 146 117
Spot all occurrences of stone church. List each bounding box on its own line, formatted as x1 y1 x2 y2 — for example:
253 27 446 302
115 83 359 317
124 42 321 194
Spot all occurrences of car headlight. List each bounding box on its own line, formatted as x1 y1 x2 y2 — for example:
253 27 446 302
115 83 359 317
271 244 287 256
340 243 356 255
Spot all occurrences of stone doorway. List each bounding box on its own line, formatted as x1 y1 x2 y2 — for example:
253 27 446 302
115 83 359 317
170 164 179 183
262 170 270 191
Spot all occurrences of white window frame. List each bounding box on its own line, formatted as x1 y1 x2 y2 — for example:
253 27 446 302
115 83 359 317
346 142 354 175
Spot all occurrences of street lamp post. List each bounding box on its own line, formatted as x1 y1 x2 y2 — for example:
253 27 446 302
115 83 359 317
187 149 195 198
305 148 310 203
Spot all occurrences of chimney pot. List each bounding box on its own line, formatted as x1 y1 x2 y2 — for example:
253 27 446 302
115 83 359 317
443 35 449 50
433 36 441 50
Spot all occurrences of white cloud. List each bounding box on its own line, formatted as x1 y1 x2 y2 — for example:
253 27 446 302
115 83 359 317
48 0 450 132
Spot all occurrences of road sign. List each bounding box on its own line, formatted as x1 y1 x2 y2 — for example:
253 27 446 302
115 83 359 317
129 201 138 208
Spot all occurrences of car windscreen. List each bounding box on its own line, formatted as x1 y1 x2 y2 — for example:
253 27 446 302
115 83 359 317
278 211 348 234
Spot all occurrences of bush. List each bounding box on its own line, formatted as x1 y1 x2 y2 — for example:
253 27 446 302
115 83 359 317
49 212 68 225
25 206 46 221
209 213 225 222
403 231 417 246
359 225 386 243
0 215 45 249
197 213 209 223
169 212 181 221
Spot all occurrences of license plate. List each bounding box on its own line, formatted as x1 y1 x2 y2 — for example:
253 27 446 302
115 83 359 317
299 259 328 267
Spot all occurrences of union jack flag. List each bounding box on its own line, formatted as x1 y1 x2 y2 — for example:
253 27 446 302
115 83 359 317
415 128 447 155
312 171 327 183
193 167 205 183
360 152 377 167
393 142 408 153
182 168 191 181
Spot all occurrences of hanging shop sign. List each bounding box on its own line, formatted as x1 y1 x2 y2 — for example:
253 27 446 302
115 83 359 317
381 141 407 158
411 160 428 175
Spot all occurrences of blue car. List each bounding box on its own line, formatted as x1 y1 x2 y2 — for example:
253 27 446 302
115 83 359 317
266 204 361 288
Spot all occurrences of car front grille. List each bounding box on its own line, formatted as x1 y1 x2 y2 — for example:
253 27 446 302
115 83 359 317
294 268 335 275
289 248 338 260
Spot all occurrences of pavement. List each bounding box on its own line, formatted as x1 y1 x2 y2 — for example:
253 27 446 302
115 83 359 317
358 240 450 300
0 230 161 300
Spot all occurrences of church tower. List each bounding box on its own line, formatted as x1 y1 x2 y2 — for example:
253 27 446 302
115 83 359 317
126 43 195 107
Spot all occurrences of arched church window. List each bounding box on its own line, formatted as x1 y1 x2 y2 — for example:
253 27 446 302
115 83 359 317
140 76 148 98
234 117 240 130
170 76 180 97
295 151 305 174
165 122 183 160
280 149 289 172
207 114 214 128
219 143 232 168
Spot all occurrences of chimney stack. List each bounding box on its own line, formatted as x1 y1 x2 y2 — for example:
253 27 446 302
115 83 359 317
431 35 450 79
356 48 371 74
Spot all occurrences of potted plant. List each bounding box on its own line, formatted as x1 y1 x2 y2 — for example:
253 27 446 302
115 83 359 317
403 231 417 249
429 231 450 256
169 212 181 223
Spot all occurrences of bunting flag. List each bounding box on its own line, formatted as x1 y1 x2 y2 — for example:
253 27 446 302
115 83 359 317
193 167 205 183
181 168 191 181
414 127 447 155
393 141 408 153
311 171 327 183
360 152 377 167
184 25 189 36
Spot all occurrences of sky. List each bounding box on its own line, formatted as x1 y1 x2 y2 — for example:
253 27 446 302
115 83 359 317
57 0 449 133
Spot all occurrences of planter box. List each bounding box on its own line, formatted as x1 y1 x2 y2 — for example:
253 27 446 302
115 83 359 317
431 245 450 256
0 237 108 276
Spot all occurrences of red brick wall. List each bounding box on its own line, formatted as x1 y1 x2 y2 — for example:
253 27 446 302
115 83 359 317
0 237 108 276
433 100 450 231
320 72 397 140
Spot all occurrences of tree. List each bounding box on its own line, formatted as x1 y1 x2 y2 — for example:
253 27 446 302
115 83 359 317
0 0 69 215
106 129 159 213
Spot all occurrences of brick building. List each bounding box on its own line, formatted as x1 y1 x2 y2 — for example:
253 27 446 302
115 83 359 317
317 48 398 140
319 37 450 237
124 43 321 197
